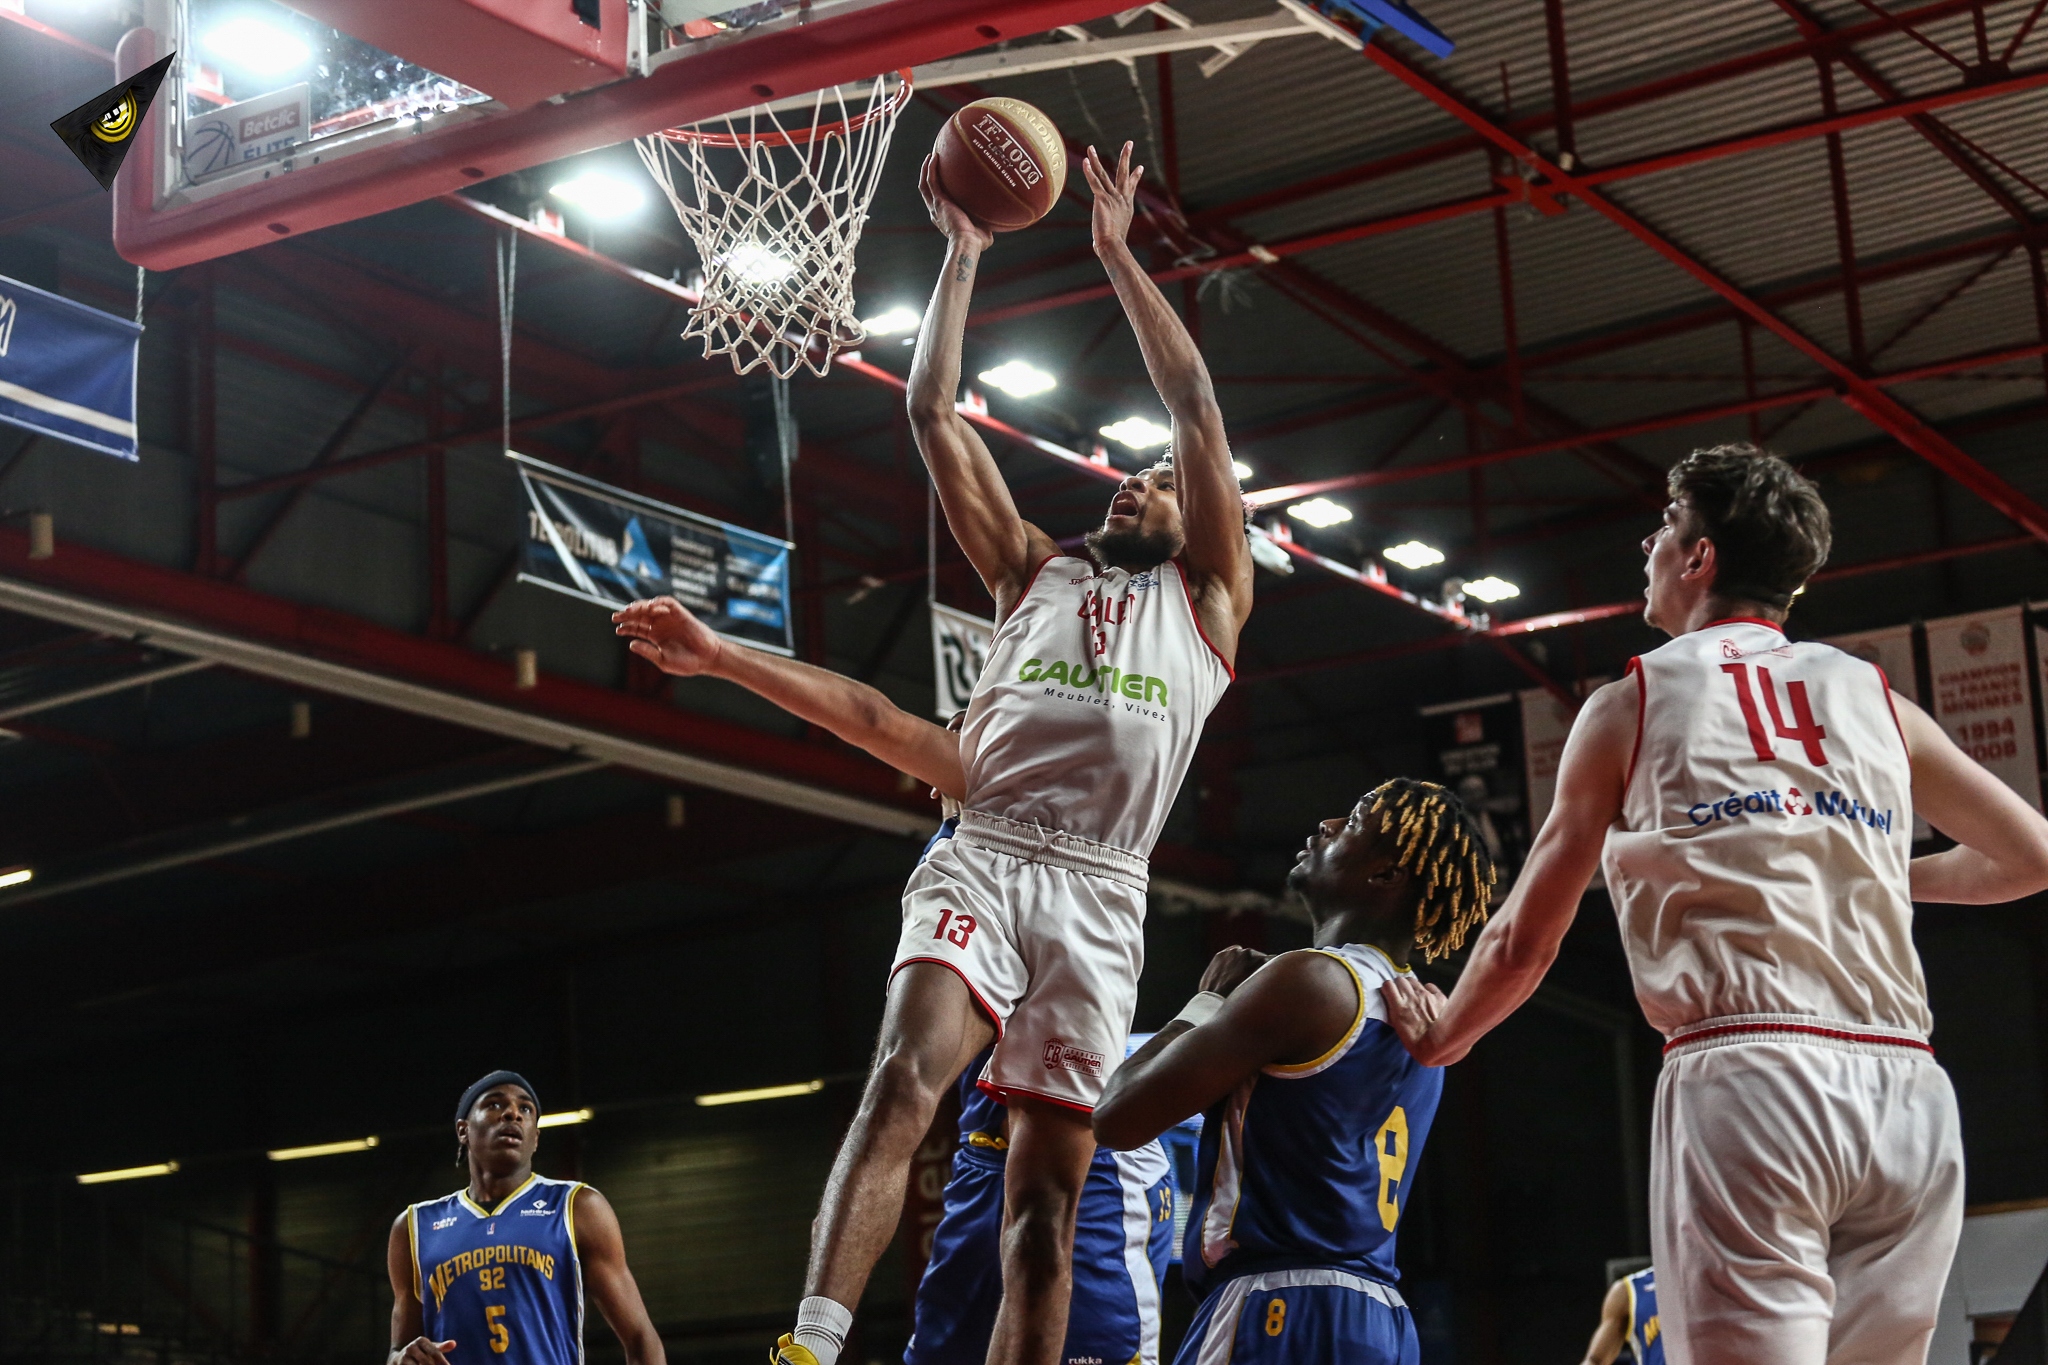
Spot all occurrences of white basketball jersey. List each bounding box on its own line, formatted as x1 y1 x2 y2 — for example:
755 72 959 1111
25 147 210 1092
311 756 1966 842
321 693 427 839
959 556 1232 856
1601 617 1930 1037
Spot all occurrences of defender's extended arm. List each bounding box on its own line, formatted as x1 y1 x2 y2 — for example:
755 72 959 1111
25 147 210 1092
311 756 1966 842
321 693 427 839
614 597 965 799
1093 948 1357 1150
907 155 1059 621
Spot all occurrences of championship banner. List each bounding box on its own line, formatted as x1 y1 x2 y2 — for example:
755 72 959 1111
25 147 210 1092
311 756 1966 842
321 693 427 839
1823 623 1929 837
1926 606 2041 812
1421 692 1528 881
0 273 140 460
930 603 994 720
513 452 794 656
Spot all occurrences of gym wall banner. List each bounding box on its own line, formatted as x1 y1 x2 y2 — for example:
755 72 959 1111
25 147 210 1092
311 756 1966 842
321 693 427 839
512 452 795 656
0 273 140 460
930 603 993 721
1925 606 2041 812
1823 623 1931 836
1421 692 1529 881
1517 678 1610 888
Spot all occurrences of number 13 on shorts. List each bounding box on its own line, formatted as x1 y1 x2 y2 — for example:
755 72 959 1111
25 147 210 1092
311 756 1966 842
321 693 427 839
933 908 977 949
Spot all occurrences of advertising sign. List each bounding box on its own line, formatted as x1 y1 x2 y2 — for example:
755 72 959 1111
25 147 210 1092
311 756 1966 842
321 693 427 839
930 603 994 721
514 452 794 655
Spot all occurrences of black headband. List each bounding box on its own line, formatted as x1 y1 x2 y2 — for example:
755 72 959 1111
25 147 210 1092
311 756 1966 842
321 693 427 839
455 1070 539 1124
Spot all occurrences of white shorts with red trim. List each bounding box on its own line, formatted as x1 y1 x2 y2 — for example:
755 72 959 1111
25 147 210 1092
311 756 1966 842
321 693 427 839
1650 1015 1963 1365
892 813 1145 1112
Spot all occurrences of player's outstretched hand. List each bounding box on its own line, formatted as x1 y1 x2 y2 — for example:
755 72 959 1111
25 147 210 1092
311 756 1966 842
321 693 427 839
920 153 994 253
1082 141 1142 256
1199 945 1269 997
612 596 723 677
393 1338 456 1365
1380 976 1458 1066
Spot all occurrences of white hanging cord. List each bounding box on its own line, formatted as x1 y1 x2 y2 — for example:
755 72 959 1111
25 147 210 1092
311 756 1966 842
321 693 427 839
496 230 519 455
772 372 796 544
134 266 145 327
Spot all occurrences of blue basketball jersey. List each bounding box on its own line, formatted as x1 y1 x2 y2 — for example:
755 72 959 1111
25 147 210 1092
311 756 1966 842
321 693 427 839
1183 943 1442 1298
1625 1268 1663 1365
409 1175 585 1365
908 1045 1177 1365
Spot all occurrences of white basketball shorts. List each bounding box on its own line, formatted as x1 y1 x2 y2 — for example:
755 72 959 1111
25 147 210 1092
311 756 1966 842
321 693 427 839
1650 1018 1965 1365
891 810 1147 1111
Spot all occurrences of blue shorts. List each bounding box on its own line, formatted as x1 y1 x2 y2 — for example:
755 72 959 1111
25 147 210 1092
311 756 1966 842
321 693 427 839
907 1147 1172 1365
1173 1270 1417 1365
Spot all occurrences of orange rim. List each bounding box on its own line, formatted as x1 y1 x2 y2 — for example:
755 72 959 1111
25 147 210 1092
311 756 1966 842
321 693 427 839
657 70 914 148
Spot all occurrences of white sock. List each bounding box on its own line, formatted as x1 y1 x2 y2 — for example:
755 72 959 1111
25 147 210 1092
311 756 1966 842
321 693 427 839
792 1297 852 1365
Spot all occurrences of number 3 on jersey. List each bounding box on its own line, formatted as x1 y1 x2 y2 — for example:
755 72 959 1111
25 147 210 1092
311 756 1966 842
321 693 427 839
933 909 976 949
1720 662 1829 766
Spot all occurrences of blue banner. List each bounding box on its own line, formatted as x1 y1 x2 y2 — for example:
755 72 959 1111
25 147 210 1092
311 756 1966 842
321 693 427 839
512 452 795 656
0 273 140 461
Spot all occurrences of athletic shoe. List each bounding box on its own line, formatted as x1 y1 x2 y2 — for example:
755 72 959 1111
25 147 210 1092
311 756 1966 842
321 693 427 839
770 1334 820 1365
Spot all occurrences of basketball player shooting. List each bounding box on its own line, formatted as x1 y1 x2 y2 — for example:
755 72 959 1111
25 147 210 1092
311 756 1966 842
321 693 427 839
1379 446 2048 1365
617 137 1252 1365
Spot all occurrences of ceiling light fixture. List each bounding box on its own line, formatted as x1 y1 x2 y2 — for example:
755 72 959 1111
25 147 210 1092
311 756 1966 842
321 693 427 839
861 306 921 336
201 17 311 75
77 1161 180 1186
1463 576 1521 603
1232 461 1253 481
0 866 30 889
549 171 647 221
1099 416 1171 450
977 360 1056 400
537 1108 594 1128
694 1079 824 1108
1382 540 1445 570
1286 498 1353 529
268 1136 379 1162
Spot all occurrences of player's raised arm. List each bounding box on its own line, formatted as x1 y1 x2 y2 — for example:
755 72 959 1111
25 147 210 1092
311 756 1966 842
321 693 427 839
1093 947 1353 1150
1381 677 1635 1067
1083 142 1251 638
614 597 965 800
1896 694 2048 903
906 155 1060 621
571 1188 667 1365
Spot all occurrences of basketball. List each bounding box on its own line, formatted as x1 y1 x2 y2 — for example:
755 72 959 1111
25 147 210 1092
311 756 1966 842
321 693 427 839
932 97 1067 231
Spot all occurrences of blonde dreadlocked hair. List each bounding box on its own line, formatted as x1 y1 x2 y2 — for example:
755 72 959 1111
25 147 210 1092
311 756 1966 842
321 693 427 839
1361 778 1497 963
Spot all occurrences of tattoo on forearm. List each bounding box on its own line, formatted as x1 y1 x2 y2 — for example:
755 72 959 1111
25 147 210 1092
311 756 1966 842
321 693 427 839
955 254 975 282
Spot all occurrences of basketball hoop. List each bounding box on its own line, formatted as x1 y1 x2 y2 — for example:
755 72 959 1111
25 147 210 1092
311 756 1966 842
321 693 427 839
638 72 913 379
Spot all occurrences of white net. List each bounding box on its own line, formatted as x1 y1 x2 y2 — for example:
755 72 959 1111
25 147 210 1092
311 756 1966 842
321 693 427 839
637 74 909 379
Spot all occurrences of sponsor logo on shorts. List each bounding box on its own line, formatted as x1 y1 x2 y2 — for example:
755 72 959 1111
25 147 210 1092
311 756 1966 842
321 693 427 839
1042 1038 1105 1076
